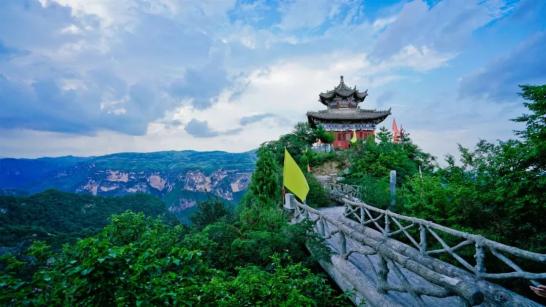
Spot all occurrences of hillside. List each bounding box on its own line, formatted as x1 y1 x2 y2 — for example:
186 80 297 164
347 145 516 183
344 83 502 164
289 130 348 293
0 150 256 222
0 190 177 249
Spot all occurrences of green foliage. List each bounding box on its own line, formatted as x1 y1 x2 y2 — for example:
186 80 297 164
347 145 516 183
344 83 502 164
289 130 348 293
401 137 546 251
400 173 481 228
342 125 434 212
357 175 391 209
513 84 546 170
376 126 392 143
261 122 316 166
200 255 347 306
245 123 333 208
395 85 546 252
0 190 176 248
190 198 231 231
305 173 331 208
234 204 315 267
245 148 281 207
340 85 545 255
346 131 433 187
309 151 339 167
184 202 324 273
1 212 212 306
1 211 347 306
314 126 335 144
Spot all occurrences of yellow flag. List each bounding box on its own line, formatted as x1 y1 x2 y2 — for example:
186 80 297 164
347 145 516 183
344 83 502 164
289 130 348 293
350 130 357 144
283 149 309 202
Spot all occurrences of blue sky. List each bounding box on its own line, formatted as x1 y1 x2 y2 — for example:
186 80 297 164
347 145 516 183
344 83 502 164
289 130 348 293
0 0 545 160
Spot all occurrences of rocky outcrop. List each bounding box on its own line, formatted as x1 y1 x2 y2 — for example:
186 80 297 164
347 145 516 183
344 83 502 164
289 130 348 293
107 170 129 182
126 182 148 193
184 171 212 192
99 185 118 192
168 198 197 213
230 173 251 192
0 150 256 217
82 180 99 195
183 169 251 197
148 175 167 191
75 168 252 206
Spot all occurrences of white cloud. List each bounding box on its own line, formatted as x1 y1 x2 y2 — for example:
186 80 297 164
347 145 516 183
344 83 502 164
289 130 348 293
372 0 512 60
60 78 87 91
60 24 82 34
372 16 396 30
388 45 455 72
0 0 538 160
278 0 338 30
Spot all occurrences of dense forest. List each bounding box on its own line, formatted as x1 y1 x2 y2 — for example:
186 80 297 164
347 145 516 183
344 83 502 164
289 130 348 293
0 191 177 249
1 85 544 305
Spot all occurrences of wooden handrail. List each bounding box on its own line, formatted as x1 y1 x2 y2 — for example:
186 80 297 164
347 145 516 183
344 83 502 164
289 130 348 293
324 182 546 285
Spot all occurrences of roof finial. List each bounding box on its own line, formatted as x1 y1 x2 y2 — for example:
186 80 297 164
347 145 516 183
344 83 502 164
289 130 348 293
340 75 344 84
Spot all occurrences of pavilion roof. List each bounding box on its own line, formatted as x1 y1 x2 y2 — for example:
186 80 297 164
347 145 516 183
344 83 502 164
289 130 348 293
307 108 391 123
319 76 368 106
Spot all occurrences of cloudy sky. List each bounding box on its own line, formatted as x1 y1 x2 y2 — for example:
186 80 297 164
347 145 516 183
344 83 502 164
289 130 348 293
1 0 545 159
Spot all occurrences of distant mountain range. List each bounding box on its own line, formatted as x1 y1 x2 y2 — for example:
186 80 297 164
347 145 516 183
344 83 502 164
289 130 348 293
0 150 256 222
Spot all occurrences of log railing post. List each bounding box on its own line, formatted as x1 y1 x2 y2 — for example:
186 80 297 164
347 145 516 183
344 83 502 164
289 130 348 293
359 206 365 224
384 213 390 237
389 170 397 211
419 224 427 255
475 237 485 278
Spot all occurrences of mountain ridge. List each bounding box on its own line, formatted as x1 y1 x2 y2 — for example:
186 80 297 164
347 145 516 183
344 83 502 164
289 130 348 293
0 149 257 160
0 150 256 222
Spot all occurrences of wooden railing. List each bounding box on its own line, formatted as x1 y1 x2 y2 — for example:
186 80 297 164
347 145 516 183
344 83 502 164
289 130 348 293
322 182 360 199
285 194 484 306
324 183 546 286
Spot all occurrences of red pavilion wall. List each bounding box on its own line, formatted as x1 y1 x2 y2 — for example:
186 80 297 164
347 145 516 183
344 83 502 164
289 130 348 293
332 130 374 149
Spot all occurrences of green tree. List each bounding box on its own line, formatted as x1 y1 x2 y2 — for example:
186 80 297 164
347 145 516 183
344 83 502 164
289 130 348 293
245 148 281 207
190 199 231 231
0 211 348 306
0 190 176 248
305 173 331 208
514 84 546 170
314 125 335 143
346 131 432 193
376 126 392 143
396 85 546 251
261 123 316 166
199 256 348 306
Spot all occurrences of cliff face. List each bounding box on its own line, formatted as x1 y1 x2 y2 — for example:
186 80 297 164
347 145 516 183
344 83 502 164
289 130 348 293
0 150 256 222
